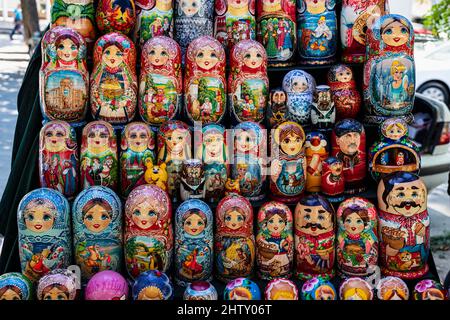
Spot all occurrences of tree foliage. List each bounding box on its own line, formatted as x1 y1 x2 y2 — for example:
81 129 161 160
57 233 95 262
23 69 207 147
424 0 450 38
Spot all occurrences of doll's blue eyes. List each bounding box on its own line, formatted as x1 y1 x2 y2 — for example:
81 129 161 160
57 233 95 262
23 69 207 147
225 216 231 221
304 214 311 220
412 192 418 198
149 211 156 217
237 216 243 222
385 29 393 35
27 214 34 221
43 214 52 221
398 192 405 198
401 28 408 34
101 214 109 220
134 210 141 216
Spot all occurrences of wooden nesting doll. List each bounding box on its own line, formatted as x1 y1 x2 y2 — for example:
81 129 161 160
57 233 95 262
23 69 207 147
17 188 72 283
267 88 288 128
229 40 269 124
364 14 415 124
80 121 118 190
270 121 307 204
96 0 136 35
40 27 88 123
336 197 378 277
331 119 366 194
377 172 430 280
294 195 335 280
180 159 206 200
125 185 173 278
120 122 156 198
214 0 256 52
174 199 213 286
282 70 316 124
139 36 182 126
301 277 337 300
132 270 174 300
215 194 255 282
0 273 33 300
256 0 296 66
327 64 361 120
72 186 123 281
184 36 226 124
223 277 261 300
376 276 409 300
297 0 337 65
39 121 79 200
311 85 336 129
413 279 447 301
85 270 129 300
37 269 77 300
256 201 294 280
321 156 345 203
91 33 137 125
157 120 192 201
339 277 374 300
231 121 267 202
264 278 298 300
304 131 329 193
184 281 218 300
340 0 389 63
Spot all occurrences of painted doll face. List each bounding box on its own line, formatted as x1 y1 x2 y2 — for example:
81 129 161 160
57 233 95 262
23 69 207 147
43 286 69 300
102 45 124 69
272 91 286 104
180 0 201 16
296 205 333 236
382 20 410 47
83 204 112 233
24 201 56 233
230 288 251 300
57 38 78 62
267 214 286 234
128 126 150 153
384 124 407 140
343 212 365 235
0 288 21 300
224 209 245 230
167 128 188 154
335 67 352 83
87 127 110 149
204 133 223 159
131 200 159 230
194 46 219 71
138 286 163 300
236 131 257 153
148 45 170 67
291 76 308 93
385 180 426 217
183 213 206 236
243 47 263 69
316 286 335 300
329 162 343 176
336 132 360 155
280 133 303 156
44 125 67 152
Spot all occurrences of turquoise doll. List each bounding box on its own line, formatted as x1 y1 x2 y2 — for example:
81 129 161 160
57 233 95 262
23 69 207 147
17 188 72 283
174 199 213 286
301 277 337 300
132 270 174 300
0 273 33 300
72 186 123 282
223 277 261 300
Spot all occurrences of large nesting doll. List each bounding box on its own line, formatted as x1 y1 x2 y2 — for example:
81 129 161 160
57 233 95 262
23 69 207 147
17 188 72 283
39 121 79 200
132 270 174 300
120 122 156 197
184 36 226 124
125 185 173 278
215 194 255 282
180 159 206 200
256 201 294 280
257 0 297 66
267 88 288 128
91 33 137 125
297 0 337 65
336 197 378 277
231 121 267 202
282 70 316 124
139 36 182 126
270 121 307 204
37 269 77 300
229 40 269 124
96 0 136 35
174 199 213 286
0 273 33 300
364 14 415 124
321 156 345 203
304 131 329 193
377 172 430 279
80 121 118 190
40 27 88 123
72 186 123 281
311 85 336 129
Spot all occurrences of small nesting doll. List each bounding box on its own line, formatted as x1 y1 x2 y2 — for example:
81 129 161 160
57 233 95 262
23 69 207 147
364 14 415 124
301 277 337 300
256 201 294 280
183 281 218 300
215 194 255 282
327 64 361 120
256 0 297 66
331 119 366 194
96 0 136 35
132 270 174 300
80 121 118 190
72 186 123 281
265 278 298 300
294 195 335 280
139 36 182 126
305 131 329 193
297 0 337 65
413 279 447 301
125 185 173 278
376 276 409 300
40 27 88 123
91 33 137 125
270 121 307 203
175 199 213 286
180 159 206 200
231 121 267 202
37 269 77 300
282 70 316 124
17 188 72 283
267 88 288 128
157 120 192 201
0 273 33 300
120 122 156 197
85 270 129 300
339 277 374 300
223 277 261 300
311 85 336 129
321 156 345 203
336 197 378 277
185 36 226 124
377 172 430 280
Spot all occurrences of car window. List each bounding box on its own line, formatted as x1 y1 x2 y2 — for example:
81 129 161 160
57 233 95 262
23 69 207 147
427 45 450 60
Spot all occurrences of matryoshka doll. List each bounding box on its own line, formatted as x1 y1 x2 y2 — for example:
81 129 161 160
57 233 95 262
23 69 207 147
311 85 336 129
282 70 316 124
376 276 409 300
229 40 268 124
85 270 129 300
215 194 255 282
265 278 298 300
125 185 173 278
320 156 345 203
256 201 294 280
96 0 136 35
364 14 415 124
72 186 123 281
132 270 173 300
180 159 205 200
377 172 430 279
301 277 337 300
185 36 226 124
256 0 297 66
339 277 374 300
37 269 77 300
175 199 213 286
297 0 337 65
223 277 261 300
270 121 307 203
39 121 79 199
120 122 156 198
139 36 182 126
327 64 361 120
40 27 88 124
304 131 329 193
183 281 218 300
17 188 72 283
267 88 288 128
0 273 33 300
413 279 447 301
336 197 378 277
80 121 118 190
91 33 137 125
294 195 335 280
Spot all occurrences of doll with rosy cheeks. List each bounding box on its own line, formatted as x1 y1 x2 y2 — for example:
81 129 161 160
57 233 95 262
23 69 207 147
0 273 33 300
